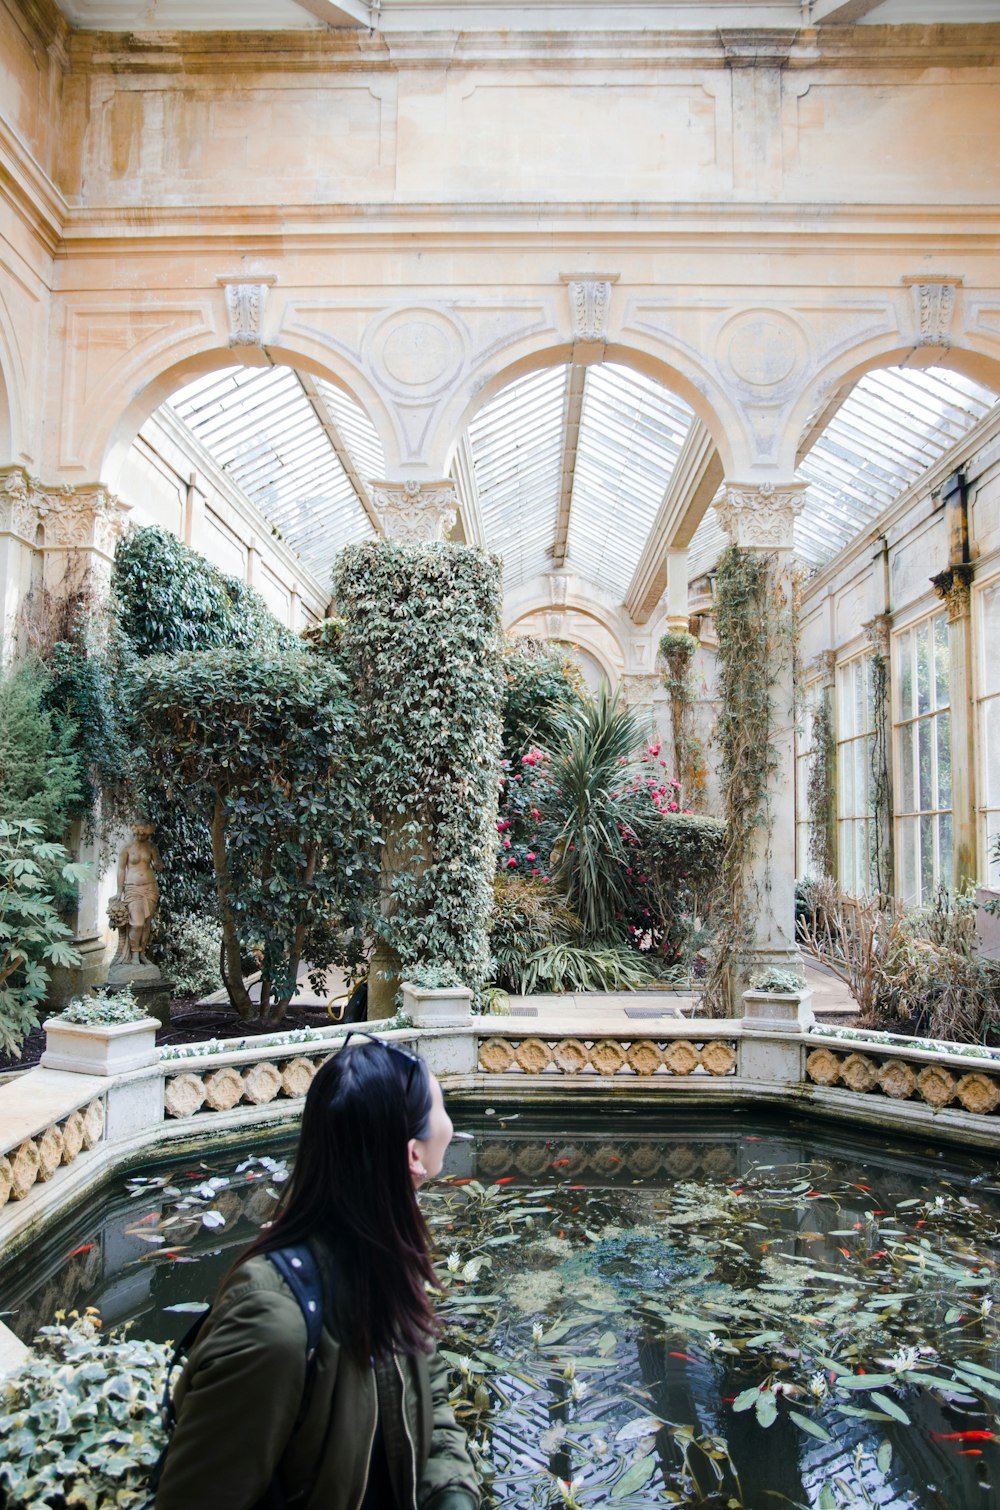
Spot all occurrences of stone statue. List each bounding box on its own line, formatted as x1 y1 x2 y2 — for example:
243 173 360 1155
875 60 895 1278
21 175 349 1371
109 823 162 970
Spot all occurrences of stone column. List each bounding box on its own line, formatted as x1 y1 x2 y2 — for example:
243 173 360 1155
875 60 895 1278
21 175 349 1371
862 611 894 898
0 467 42 664
0 471 131 995
931 563 977 891
713 481 806 997
364 479 459 1018
369 479 458 542
665 548 689 633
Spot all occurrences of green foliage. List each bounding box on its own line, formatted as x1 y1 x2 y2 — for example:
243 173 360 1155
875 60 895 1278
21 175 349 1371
658 629 705 808
403 962 466 991
0 820 87 1056
505 941 659 994
869 652 893 897
151 908 222 999
705 546 792 1015
635 811 725 970
0 1312 168 1509
501 637 585 760
806 690 836 880
333 540 504 995
300 615 346 653
131 647 374 1023
0 660 83 837
749 966 804 994
547 686 656 943
59 985 145 1025
112 526 295 659
488 874 582 993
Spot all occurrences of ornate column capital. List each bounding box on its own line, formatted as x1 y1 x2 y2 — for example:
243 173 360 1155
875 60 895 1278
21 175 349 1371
930 563 974 622
619 672 660 707
807 650 836 686
370 479 458 542
0 468 130 559
0 467 42 544
863 613 893 659
714 481 806 550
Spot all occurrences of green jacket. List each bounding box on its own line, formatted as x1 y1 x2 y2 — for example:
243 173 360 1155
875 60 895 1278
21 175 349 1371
154 1255 480 1510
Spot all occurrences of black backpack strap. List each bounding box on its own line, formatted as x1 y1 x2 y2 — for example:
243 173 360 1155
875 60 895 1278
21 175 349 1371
160 1308 211 1431
265 1244 325 1428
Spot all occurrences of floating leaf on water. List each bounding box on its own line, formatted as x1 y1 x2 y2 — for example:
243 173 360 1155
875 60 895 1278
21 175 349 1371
869 1392 910 1425
835 1373 896 1391
610 1452 657 1499
755 1390 778 1429
819 1486 838 1510
953 1360 1000 1383
615 1416 663 1444
732 1387 760 1413
788 1409 832 1443
598 1331 617 1356
200 1211 225 1230
162 1303 209 1314
876 1439 893 1474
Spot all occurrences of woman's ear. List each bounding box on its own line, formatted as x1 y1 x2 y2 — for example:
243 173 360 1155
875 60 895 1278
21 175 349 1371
407 1138 428 1180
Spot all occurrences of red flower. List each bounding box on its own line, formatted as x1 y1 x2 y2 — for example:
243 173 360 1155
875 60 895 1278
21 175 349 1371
503 838 511 848
507 857 517 868
526 852 536 861
668 801 679 812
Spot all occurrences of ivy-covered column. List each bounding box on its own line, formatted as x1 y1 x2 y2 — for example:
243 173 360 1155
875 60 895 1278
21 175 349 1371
705 482 805 1014
333 539 503 1019
931 564 977 891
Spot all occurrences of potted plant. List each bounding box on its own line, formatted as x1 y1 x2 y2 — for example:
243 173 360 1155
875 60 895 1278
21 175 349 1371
41 986 160 1076
741 966 815 1033
400 965 474 1028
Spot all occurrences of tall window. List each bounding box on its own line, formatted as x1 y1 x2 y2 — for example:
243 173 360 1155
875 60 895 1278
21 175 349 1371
837 656 874 895
977 576 1000 889
894 611 952 904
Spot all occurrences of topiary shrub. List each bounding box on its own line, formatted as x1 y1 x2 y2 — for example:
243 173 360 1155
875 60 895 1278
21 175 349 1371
131 647 374 1023
332 541 503 1009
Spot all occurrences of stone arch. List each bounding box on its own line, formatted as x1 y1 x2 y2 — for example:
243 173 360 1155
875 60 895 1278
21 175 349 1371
787 336 1000 477
93 337 395 493
504 575 630 688
433 334 740 480
0 296 25 468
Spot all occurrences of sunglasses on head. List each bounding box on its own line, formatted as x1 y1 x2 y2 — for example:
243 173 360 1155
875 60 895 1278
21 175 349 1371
341 1029 422 1095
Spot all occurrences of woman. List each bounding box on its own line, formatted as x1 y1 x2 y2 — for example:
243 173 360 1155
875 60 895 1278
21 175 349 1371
155 1033 480 1510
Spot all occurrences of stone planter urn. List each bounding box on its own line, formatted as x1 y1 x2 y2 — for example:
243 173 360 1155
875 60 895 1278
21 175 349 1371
401 982 474 1028
741 987 815 1034
40 1017 160 1076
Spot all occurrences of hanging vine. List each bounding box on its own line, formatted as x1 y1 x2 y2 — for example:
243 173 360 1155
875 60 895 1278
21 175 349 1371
869 651 893 898
704 545 793 1016
806 692 836 879
657 629 706 809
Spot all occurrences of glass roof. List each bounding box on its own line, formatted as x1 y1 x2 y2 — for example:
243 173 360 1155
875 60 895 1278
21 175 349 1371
158 359 997 615
687 366 997 580
166 364 381 584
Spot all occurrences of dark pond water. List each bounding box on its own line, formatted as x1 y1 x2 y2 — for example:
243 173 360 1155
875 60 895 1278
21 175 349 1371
3 1106 1000 1509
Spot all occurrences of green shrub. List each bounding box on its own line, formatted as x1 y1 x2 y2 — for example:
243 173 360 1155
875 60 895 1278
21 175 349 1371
0 660 82 837
403 962 466 991
0 1313 168 1510
510 942 659 995
333 541 504 997
132 647 374 1023
58 985 145 1025
749 967 804 994
0 820 87 1056
488 874 581 993
501 636 585 759
151 908 222 999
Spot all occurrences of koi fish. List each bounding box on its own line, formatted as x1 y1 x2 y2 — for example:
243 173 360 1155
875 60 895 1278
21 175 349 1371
669 1352 698 1363
65 1244 94 1260
931 1431 994 1442
494 1177 516 1184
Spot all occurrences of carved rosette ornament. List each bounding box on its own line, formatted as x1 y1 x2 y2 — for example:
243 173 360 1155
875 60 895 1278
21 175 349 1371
862 613 892 660
930 564 974 623
567 279 614 343
713 482 805 550
370 479 458 542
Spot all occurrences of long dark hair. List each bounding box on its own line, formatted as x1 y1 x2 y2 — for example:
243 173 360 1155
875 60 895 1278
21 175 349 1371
238 1041 439 1363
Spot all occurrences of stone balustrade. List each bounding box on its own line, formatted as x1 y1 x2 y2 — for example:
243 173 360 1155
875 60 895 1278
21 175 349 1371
0 1096 105 1210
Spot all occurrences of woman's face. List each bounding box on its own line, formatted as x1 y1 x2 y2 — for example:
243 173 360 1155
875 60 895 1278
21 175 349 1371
408 1073 453 1185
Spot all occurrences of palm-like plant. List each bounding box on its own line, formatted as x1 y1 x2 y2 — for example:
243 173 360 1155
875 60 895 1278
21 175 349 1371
547 685 654 942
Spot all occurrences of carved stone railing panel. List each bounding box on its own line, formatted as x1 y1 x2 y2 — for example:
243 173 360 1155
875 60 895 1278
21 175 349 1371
477 1036 738 1078
164 1053 339 1118
0 1097 105 1208
805 1047 1000 1116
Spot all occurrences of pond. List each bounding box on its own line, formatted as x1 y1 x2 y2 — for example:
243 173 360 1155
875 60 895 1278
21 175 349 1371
3 1106 1000 1509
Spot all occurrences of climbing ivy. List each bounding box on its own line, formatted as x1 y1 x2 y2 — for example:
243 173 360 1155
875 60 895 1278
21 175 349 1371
704 545 793 1015
657 629 706 809
869 651 893 898
332 541 504 1001
806 691 836 880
